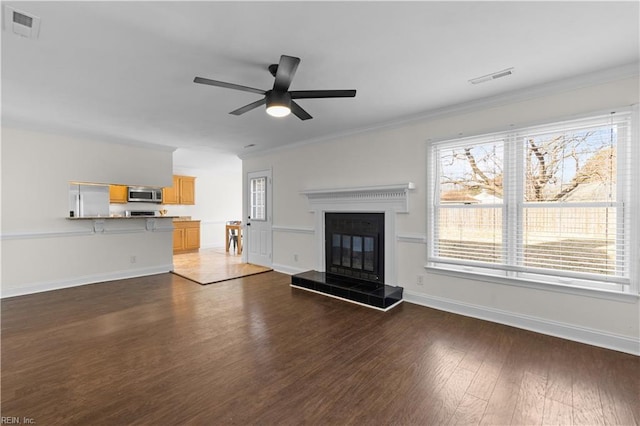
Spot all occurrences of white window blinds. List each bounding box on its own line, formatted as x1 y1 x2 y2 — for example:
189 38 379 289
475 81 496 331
428 111 635 292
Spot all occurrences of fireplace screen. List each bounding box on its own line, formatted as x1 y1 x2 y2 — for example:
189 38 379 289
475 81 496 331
325 213 384 284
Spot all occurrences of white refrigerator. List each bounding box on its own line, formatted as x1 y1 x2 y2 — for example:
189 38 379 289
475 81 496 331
69 184 109 217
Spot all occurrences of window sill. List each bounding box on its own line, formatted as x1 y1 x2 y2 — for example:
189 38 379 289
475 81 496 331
424 265 639 303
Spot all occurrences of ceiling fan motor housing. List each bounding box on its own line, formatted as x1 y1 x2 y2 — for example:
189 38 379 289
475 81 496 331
266 90 291 109
268 64 279 77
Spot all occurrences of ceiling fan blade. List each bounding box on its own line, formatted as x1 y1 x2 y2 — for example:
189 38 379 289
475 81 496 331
273 55 300 92
290 101 312 120
229 98 267 116
290 90 357 99
194 77 265 95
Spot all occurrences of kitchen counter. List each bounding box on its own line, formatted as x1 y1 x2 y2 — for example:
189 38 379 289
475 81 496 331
66 214 177 232
173 216 194 221
67 215 179 220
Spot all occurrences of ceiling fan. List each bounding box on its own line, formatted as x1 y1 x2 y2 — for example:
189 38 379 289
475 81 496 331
194 55 356 120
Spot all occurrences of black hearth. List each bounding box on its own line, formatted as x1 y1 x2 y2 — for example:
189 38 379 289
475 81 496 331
291 212 403 310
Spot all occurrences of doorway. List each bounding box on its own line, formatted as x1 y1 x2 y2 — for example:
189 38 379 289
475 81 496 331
246 170 272 267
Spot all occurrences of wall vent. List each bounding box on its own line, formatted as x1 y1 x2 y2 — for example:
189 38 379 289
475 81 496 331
4 6 41 39
469 67 514 85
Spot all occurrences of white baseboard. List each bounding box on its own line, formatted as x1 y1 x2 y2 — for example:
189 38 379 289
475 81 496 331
404 290 639 356
1 264 174 299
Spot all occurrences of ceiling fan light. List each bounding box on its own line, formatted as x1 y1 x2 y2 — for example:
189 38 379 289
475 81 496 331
266 105 291 117
265 91 291 118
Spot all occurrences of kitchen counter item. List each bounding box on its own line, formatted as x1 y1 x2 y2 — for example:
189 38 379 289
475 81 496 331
125 210 157 217
127 186 163 203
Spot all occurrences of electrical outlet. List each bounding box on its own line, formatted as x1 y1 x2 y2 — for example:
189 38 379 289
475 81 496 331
130 255 137 264
293 254 299 262
417 275 424 285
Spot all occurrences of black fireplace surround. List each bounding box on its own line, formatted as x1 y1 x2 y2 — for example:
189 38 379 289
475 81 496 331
325 212 384 285
291 212 403 310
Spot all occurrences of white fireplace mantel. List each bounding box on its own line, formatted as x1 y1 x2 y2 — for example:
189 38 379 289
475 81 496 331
300 182 415 213
301 182 415 286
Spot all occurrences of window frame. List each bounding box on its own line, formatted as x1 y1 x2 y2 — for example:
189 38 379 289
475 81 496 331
426 108 638 296
250 176 267 222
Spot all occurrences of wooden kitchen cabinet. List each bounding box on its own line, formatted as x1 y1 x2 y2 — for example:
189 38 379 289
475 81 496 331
173 228 185 252
163 177 179 204
163 175 195 205
173 220 200 254
109 185 128 203
179 176 196 205
184 225 200 249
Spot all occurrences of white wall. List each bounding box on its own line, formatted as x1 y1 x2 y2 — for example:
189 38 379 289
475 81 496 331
162 148 242 248
1 127 175 297
242 75 640 354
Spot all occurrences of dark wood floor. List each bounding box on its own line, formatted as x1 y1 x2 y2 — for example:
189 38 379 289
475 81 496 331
1 272 638 425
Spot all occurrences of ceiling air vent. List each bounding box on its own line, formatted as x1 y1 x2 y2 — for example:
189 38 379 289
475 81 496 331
4 6 41 39
469 67 514 85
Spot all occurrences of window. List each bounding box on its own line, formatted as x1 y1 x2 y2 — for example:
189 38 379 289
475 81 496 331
250 176 266 221
427 111 636 293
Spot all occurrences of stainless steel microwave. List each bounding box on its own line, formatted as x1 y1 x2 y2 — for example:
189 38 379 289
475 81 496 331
127 187 163 203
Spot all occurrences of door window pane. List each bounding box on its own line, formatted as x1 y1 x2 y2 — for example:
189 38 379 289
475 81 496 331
250 177 266 221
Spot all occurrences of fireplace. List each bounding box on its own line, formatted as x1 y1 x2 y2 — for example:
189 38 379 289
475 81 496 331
291 183 414 311
291 211 400 310
325 212 384 287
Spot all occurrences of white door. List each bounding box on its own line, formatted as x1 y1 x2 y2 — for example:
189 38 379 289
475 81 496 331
246 170 272 267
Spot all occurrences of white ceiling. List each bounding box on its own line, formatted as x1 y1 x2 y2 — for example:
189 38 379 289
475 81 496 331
2 1 638 158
